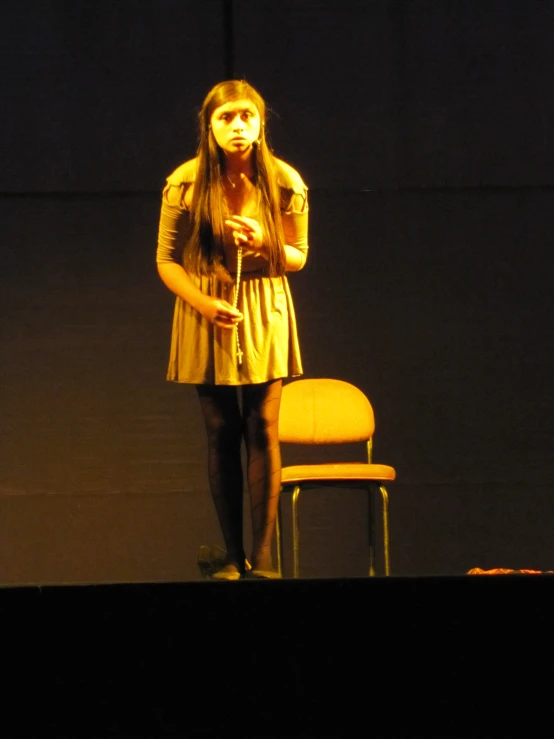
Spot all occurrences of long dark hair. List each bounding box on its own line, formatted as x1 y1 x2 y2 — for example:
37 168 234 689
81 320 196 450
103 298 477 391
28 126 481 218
183 80 286 277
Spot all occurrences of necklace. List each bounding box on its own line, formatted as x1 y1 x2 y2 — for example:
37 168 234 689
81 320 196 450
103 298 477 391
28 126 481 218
233 247 243 366
225 172 252 189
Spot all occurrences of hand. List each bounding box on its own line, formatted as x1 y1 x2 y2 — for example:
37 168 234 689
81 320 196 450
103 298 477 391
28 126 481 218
200 297 243 329
225 215 265 253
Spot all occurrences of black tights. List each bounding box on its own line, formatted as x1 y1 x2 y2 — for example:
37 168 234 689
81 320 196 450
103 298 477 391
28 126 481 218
196 379 282 572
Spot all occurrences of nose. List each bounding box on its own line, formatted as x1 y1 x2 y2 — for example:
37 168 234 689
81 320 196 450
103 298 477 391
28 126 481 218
232 115 244 131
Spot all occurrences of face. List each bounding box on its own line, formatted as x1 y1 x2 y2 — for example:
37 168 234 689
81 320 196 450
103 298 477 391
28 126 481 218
210 98 261 157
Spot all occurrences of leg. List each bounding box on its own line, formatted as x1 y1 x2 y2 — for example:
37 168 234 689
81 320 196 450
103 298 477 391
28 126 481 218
241 379 283 573
196 384 246 575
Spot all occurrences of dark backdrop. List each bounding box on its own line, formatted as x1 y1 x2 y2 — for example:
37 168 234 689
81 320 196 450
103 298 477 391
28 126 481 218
2 0 554 583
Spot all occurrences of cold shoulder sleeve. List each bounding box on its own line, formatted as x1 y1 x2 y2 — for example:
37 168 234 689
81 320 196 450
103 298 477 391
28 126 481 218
276 159 309 269
156 160 196 265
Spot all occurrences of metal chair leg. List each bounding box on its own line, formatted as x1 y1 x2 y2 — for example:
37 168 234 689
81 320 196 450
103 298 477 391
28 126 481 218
275 497 284 577
291 486 301 578
367 485 376 576
379 485 390 576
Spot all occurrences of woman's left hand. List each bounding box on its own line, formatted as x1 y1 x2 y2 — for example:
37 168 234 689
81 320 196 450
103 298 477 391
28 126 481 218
225 215 265 253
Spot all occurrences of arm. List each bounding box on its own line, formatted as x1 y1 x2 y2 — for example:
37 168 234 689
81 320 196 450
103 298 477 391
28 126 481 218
282 244 305 271
156 184 242 328
282 191 309 272
282 196 309 271
157 261 211 313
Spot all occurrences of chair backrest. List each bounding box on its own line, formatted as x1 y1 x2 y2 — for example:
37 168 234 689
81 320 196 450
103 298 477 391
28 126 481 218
278 378 375 444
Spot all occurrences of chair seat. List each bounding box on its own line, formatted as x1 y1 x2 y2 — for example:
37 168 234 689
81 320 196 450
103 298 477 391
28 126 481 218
281 462 396 485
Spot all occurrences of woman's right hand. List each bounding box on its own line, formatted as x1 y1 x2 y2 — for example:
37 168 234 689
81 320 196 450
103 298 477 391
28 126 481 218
199 297 243 329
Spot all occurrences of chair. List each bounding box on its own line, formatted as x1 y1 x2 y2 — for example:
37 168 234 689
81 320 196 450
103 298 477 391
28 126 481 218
275 378 395 578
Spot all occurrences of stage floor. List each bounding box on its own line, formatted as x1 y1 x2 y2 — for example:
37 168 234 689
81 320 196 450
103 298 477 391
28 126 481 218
2 574 554 737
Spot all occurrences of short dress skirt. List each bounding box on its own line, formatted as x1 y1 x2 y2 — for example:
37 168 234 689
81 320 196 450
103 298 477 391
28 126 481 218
166 271 302 385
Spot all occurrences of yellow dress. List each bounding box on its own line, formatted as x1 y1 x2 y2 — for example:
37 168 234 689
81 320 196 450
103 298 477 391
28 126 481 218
156 158 309 385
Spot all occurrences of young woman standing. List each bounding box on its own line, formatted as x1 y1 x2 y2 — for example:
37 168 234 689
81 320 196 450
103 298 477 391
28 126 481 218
156 80 309 580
